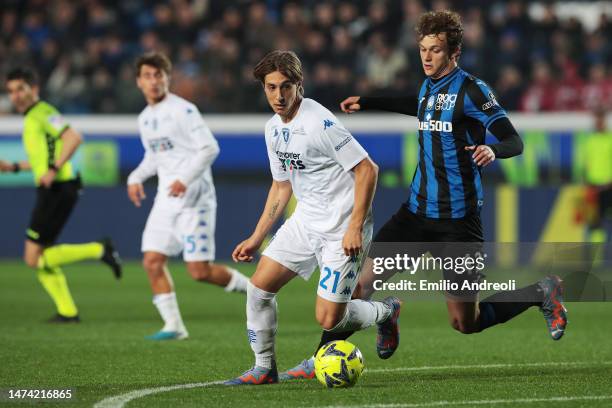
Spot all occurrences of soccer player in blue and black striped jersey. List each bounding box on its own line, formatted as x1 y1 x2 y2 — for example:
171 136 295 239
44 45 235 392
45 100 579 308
279 10 568 381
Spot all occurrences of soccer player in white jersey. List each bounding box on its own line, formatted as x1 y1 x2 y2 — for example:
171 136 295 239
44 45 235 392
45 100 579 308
127 52 249 341
224 50 402 385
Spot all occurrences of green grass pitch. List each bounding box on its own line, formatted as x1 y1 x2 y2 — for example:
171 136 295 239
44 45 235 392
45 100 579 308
1 260 611 407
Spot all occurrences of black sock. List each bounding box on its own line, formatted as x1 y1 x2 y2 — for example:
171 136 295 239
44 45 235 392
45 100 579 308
314 330 355 356
478 283 543 331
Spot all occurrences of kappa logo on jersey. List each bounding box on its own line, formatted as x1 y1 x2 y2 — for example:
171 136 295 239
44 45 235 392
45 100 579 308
481 91 499 110
272 127 279 138
282 128 290 142
435 93 457 111
426 95 435 110
323 119 335 130
148 137 174 152
276 151 306 171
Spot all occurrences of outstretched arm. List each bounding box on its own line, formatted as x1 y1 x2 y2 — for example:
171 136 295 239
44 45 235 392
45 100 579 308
232 180 293 262
0 160 30 173
340 95 419 116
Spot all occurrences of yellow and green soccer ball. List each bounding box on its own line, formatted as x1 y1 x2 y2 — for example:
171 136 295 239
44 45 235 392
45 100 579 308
314 340 364 388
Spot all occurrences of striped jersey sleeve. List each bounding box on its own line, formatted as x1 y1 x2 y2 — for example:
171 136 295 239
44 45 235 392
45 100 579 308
463 79 507 129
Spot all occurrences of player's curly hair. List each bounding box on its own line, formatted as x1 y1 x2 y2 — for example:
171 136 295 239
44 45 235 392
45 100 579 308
416 11 464 56
253 50 304 96
135 52 172 77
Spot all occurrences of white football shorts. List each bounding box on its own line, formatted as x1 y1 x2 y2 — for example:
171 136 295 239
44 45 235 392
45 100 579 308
142 202 216 262
262 214 373 303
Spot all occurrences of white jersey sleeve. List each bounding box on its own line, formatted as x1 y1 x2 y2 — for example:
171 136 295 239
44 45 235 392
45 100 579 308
176 106 220 185
265 123 289 182
127 151 157 185
315 117 368 172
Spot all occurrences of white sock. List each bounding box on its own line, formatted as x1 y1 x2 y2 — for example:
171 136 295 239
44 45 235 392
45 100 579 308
153 292 186 333
327 299 392 333
246 281 277 369
225 267 249 293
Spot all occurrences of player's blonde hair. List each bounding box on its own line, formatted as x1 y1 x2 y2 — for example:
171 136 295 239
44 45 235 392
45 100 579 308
253 50 304 96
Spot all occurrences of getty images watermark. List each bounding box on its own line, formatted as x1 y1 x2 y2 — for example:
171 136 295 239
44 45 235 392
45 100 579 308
371 252 516 292
360 242 612 302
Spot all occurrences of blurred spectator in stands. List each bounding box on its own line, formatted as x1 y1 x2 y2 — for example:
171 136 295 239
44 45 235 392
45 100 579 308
554 52 584 111
102 34 126 75
23 12 49 51
336 2 365 39
595 12 612 39
333 66 354 100
562 16 585 62
115 63 144 113
310 62 337 109
175 45 199 78
152 4 177 45
90 67 115 113
1 10 18 44
495 32 527 79
139 30 162 54
496 66 524 111
521 61 558 112
364 33 408 90
9 35 34 67
0 0 610 113
531 3 559 62
313 2 336 39
583 64 612 111
280 2 309 46
86 1 116 39
212 71 243 113
362 1 398 44
37 39 61 80
461 18 486 78
175 1 201 45
398 0 425 49
301 30 329 71
583 32 609 72
331 27 358 70
46 56 88 113
244 2 276 50
221 7 245 43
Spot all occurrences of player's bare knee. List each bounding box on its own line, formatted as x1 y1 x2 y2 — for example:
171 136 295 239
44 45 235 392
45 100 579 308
187 262 212 281
23 254 38 269
142 255 165 275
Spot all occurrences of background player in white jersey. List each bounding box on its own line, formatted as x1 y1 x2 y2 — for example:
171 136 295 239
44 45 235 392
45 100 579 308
127 52 249 341
224 50 402 385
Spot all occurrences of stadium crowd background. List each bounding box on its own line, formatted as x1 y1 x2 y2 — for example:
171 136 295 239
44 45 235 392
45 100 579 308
0 0 611 115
